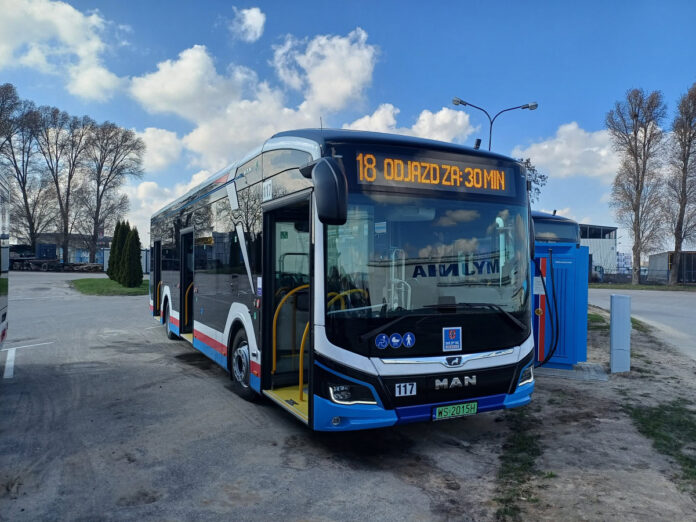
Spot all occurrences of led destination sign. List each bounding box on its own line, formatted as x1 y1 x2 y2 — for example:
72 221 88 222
356 151 514 196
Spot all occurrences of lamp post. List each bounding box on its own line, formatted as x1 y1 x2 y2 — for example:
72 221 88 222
452 97 538 151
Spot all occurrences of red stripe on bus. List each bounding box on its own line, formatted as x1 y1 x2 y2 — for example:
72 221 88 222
149 304 153 311
250 360 260 377
170 316 180 327
194 329 227 356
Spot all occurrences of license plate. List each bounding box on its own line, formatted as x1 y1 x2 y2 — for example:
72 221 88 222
433 402 478 420
394 382 416 397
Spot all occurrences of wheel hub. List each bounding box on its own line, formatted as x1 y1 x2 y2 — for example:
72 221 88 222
233 343 250 388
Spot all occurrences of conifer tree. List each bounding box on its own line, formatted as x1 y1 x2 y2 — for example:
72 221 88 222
107 220 122 280
121 227 143 288
115 221 131 284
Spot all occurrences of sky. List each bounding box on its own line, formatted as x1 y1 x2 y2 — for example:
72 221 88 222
2 0 696 251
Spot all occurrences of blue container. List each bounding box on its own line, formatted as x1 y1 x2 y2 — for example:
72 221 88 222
532 242 589 369
35 243 56 259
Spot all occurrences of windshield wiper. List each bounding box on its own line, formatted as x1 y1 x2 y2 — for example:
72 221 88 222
358 311 439 342
454 302 527 332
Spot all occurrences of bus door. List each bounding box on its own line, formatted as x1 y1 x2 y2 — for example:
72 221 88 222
151 240 162 317
179 228 194 337
262 197 312 422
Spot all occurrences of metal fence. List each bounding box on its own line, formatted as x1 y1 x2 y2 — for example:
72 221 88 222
594 269 696 285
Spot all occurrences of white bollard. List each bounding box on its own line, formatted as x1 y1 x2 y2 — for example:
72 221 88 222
610 294 631 373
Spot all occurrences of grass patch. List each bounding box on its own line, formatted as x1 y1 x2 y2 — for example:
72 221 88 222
588 312 609 330
495 408 542 520
590 283 696 292
631 317 651 334
71 278 149 296
626 399 696 486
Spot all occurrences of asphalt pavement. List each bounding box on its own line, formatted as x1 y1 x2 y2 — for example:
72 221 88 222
0 272 507 521
588 288 696 361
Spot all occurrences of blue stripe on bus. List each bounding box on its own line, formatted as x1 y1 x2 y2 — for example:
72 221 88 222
168 322 180 336
394 384 534 425
313 395 397 431
249 373 261 392
193 337 227 369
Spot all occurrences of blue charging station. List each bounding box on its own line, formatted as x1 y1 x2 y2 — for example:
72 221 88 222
531 212 589 370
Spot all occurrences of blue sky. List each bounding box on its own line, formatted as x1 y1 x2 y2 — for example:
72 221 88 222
2 0 696 250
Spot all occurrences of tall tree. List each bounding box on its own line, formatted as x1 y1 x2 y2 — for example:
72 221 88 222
606 88 667 284
34 107 93 263
664 84 696 285
78 122 144 262
0 100 56 251
0 83 19 150
116 221 131 284
121 227 143 288
107 220 123 280
518 158 548 204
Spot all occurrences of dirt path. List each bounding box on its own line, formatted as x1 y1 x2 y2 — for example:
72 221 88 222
501 306 696 520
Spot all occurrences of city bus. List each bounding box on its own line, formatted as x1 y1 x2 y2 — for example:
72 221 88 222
0 170 8 346
149 129 535 431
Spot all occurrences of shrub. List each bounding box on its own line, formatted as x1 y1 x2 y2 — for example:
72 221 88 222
107 220 122 280
116 221 131 284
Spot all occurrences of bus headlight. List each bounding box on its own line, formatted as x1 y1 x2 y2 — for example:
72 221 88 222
328 382 377 405
518 365 534 387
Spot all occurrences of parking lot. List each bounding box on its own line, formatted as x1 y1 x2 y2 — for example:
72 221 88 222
1 273 695 521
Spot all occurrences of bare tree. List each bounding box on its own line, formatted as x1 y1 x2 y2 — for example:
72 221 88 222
0 101 56 250
606 88 667 284
78 122 144 262
34 107 93 262
518 158 548 204
663 84 696 285
0 83 19 150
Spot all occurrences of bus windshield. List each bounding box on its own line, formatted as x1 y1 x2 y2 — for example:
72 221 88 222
325 192 530 357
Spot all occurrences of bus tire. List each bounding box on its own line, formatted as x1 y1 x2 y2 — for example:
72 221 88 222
230 329 257 401
163 303 178 340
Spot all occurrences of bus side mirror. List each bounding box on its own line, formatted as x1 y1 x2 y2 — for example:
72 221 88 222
300 158 348 225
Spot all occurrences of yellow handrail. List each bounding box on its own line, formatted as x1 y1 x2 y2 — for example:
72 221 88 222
272 284 309 374
299 322 310 401
184 282 194 325
326 288 369 310
156 281 162 312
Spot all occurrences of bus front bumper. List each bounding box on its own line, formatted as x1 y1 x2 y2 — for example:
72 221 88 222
312 380 534 431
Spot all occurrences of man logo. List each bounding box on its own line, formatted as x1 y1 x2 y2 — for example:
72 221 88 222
448 329 457 340
445 356 463 367
434 376 477 390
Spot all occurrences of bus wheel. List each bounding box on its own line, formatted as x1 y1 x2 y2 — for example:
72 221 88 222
163 304 178 340
230 329 256 401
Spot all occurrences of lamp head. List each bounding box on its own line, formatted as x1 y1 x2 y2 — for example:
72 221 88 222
524 102 539 110
452 97 467 107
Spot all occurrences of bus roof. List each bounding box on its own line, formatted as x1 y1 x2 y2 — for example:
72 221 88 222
152 129 518 220
531 210 578 224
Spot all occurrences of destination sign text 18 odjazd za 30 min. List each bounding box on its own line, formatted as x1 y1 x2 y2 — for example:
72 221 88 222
356 151 515 196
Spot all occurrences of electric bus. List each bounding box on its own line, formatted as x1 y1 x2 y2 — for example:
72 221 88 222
0 170 8 347
149 130 535 431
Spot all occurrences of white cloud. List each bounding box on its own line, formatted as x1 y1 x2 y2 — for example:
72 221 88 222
0 0 122 101
343 103 476 143
137 127 183 172
512 122 619 179
130 30 379 170
124 170 211 244
230 7 266 43
273 28 377 111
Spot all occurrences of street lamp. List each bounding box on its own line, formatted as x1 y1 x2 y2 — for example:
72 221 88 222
452 97 538 151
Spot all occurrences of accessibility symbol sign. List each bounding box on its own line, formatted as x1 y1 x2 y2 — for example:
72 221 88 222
375 334 389 349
